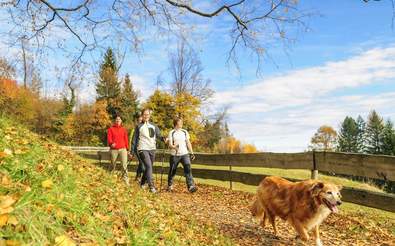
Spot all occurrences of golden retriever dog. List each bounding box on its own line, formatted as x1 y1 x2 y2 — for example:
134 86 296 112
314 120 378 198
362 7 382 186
250 176 342 246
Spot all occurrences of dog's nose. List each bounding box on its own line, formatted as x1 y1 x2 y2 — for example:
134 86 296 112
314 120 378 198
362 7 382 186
337 201 342 206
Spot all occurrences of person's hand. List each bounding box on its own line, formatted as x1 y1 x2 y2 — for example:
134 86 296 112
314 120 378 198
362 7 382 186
190 153 195 161
111 143 116 148
128 153 133 160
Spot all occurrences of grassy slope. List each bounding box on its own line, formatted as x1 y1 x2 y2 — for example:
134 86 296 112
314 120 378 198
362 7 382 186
0 117 232 245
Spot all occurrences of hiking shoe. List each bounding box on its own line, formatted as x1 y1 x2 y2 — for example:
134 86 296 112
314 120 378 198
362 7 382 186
149 187 157 193
167 185 174 192
188 186 197 193
140 184 148 190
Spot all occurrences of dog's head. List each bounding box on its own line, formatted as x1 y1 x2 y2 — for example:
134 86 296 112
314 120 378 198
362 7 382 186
310 181 342 213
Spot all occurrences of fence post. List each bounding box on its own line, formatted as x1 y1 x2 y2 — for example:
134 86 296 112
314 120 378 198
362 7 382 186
311 150 318 180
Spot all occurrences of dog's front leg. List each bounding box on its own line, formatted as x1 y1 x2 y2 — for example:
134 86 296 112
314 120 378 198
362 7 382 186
292 220 309 242
313 226 323 246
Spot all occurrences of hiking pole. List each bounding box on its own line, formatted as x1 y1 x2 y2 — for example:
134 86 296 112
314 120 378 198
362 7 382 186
159 148 165 192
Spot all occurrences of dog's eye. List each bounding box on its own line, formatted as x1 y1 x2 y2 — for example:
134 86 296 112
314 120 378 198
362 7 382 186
326 191 332 195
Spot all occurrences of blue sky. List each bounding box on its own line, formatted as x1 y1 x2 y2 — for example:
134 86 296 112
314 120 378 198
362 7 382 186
1 1 395 152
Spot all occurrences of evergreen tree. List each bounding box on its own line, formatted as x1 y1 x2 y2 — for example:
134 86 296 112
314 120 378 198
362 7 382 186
356 115 366 153
380 119 395 155
95 48 121 118
365 110 384 154
120 74 139 126
337 116 359 152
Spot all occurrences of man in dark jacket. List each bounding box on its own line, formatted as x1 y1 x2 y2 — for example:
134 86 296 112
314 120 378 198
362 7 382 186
107 115 129 185
131 108 166 193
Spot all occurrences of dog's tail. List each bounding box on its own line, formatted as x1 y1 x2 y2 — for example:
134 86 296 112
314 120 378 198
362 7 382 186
250 197 264 217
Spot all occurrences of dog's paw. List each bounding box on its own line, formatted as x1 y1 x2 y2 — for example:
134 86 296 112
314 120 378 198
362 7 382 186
315 238 323 246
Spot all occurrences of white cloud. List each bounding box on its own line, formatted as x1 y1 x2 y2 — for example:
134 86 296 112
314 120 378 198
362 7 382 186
214 46 395 114
213 46 395 152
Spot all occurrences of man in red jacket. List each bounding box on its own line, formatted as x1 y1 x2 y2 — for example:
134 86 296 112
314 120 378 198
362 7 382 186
107 115 130 185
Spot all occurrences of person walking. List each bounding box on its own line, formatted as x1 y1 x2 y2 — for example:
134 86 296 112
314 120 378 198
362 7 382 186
107 115 130 185
130 108 166 193
129 114 144 182
167 117 197 193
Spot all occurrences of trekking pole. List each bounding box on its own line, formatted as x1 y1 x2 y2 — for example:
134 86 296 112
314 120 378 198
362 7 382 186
160 148 165 192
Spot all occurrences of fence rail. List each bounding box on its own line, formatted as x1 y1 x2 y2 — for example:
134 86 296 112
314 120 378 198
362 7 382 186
68 147 395 212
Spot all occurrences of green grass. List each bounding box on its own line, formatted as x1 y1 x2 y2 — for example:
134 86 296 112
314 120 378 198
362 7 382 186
0 117 232 245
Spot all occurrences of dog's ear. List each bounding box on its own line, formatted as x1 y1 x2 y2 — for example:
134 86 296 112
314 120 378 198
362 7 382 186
310 182 324 196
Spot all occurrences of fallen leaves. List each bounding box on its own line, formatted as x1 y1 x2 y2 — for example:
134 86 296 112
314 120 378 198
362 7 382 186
41 179 53 189
54 235 76 246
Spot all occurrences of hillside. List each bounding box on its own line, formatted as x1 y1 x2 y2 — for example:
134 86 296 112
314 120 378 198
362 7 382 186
0 117 231 245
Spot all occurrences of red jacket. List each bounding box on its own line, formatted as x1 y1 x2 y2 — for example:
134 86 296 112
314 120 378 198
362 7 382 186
107 124 129 150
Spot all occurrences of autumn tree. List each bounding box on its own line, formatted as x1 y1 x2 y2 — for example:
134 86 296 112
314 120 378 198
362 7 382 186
310 125 338 151
365 110 384 154
243 143 258 153
337 116 359 153
143 90 176 136
96 48 122 118
0 58 15 79
197 110 228 152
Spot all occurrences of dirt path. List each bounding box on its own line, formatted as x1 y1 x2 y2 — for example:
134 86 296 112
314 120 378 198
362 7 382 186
159 182 394 246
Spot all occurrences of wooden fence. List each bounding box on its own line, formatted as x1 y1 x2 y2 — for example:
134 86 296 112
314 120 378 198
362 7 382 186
66 147 395 212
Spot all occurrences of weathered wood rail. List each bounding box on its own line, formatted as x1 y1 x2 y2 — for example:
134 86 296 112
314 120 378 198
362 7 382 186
65 147 395 212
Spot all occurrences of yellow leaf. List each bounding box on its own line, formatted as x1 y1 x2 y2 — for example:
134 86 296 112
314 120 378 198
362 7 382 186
24 186 31 192
7 215 18 225
55 235 76 246
5 240 20 246
0 207 14 215
0 196 16 210
57 165 65 172
0 214 8 227
41 179 53 189
1 175 11 186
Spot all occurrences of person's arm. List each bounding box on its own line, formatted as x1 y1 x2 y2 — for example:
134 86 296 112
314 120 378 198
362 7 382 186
107 128 113 148
186 132 195 160
168 130 177 149
124 128 129 150
131 125 139 155
155 124 166 143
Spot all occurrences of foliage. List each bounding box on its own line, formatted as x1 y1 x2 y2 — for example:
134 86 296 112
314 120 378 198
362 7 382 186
119 74 139 129
96 48 122 118
0 116 232 245
365 110 384 154
380 120 395 156
337 116 359 153
310 125 338 151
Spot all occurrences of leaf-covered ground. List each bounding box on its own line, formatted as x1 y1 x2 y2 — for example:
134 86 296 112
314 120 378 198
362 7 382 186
1 116 394 245
160 183 395 246
0 117 231 245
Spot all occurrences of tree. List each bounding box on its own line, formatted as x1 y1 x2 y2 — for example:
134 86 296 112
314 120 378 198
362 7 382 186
197 110 228 152
216 136 242 154
337 116 359 153
120 74 139 128
2 0 312 70
365 110 384 154
380 120 395 155
310 125 338 151
174 92 203 144
356 115 366 153
96 48 122 118
143 90 176 135
0 58 15 79
168 41 213 102
242 143 258 153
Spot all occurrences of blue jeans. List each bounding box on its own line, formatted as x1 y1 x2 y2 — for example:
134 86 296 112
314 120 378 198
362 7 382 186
168 154 195 188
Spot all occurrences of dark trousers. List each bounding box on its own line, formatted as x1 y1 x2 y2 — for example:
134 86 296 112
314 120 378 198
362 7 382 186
168 154 195 188
135 153 145 178
139 150 155 188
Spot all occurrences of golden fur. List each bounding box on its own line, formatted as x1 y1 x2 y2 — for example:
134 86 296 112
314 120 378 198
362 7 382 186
250 176 342 246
